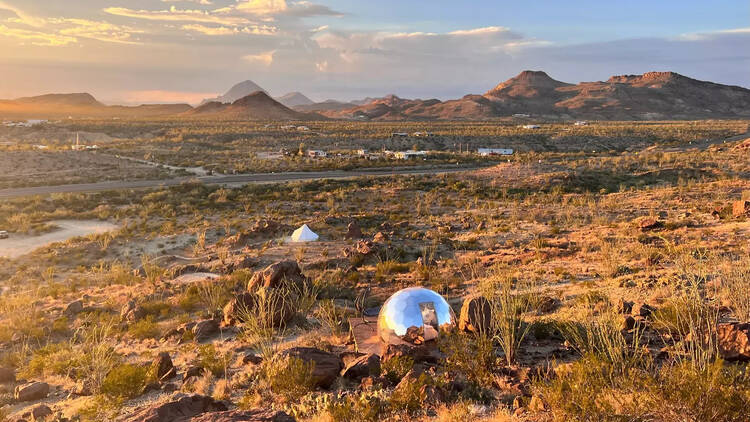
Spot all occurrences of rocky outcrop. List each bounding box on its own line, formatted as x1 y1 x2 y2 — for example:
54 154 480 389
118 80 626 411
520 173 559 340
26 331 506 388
223 292 255 326
120 394 227 422
184 409 295 422
280 347 342 388
247 261 305 291
718 322 750 361
121 299 145 322
153 352 177 381
340 354 380 379
459 295 492 334
14 382 49 402
344 222 363 239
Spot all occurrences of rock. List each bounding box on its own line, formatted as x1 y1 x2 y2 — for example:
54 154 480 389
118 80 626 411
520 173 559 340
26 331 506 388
381 343 442 365
185 366 205 379
193 319 219 341
372 232 388 243
185 409 295 422
279 347 342 388
537 296 557 314
459 295 492 334
13 403 53 422
631 303 655 318
718 322 750 361
355 240 375 255
616 299 634 314
621 315 636 331
64 300 83 317
121 299 145 322
344 222 363 239
0 367 16 383
638 218 664 231
340 354 380 379
360 376 388 390
242 353 263 366
256 288 296 327
247 260 306 291
14 382 49 402
732 200 750 218
223 292 255 326
119 394 228 422
152 352 176 381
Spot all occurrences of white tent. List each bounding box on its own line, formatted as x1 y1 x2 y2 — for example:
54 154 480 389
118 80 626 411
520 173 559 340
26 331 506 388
290 224 319 242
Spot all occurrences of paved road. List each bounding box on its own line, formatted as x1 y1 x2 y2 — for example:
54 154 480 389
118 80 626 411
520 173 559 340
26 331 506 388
0 165 483 199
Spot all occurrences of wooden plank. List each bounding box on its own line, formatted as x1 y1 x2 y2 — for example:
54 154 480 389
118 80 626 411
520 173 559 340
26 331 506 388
348 316 380 355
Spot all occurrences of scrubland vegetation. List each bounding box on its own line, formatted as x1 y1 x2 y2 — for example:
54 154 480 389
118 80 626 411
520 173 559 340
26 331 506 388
0 119 748 421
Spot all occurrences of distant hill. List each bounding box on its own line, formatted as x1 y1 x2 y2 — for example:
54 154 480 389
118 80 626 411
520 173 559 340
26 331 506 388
200 80 268 105
0 93 191 118
276 92 314 108
314 70 750 120
186 91 323 120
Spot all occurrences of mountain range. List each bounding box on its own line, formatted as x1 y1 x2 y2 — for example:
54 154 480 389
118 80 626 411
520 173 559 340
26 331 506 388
2 71 749 121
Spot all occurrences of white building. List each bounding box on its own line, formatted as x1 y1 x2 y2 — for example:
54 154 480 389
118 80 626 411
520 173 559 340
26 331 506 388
395 151 427 160
307 149 327 158
412 131 434 137
478 148 514 156
522 124 541 129
574 121 589 126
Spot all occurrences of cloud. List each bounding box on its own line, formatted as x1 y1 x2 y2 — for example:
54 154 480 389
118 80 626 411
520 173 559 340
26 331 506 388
0 24 76 46
242 50 275 65
0 0 45 27
104 6 250 25
235 0 288 15
56 19 143 45
182 23 276 35
233 0 344 17
162 0 213 4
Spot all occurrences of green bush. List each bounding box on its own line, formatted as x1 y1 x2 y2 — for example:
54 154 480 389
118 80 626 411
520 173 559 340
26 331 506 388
127 316 161 339
381 355 414 385
100 363 149 399
196 344 231 377
261 356 315 403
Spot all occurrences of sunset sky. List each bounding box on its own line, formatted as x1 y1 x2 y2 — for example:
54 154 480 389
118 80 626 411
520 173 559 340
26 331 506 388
0 0 748 104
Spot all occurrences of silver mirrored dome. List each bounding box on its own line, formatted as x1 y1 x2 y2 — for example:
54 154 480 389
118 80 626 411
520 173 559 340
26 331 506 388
377 287 456 345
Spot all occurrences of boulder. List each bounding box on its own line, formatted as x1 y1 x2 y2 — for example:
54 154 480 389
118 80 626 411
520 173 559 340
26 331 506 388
248 261 305 291
718 322 750 361
340 354 380 379
459 295 492 334
64 300 83 317
373 232 388 243
638 218 664 232
621 316 636 331
12 403 53 422
193 319 220 341
631 303 655 318
279 347 342 388
344 222 363 240
152 352 176 381
121 299 145 322
732 200 750 218
355 240 375 255
120 394 227 422
0 367 16 383
223 292 255 326
14 382 49 402
185 409 295 422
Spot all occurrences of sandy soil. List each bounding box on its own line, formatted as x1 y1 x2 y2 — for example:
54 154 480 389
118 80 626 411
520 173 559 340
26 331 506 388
0 219 119 258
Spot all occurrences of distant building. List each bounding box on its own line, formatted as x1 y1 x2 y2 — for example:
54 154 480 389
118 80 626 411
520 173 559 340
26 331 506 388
513 113 531 118
412 131 434 137
297 126 310 131
522 124 541 129
478 148 514 156
574 121 589 126
391 132 409 138
395 151 428 160
307 149 327 158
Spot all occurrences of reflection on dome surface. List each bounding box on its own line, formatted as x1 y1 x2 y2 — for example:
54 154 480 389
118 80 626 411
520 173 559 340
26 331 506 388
377 287 455 345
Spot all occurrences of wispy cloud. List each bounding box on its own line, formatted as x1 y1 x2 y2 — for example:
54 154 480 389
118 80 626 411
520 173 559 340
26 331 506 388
182 23 276 36
0 0 45 27
243 50 275 65
0 24 76 46
104 6 250 25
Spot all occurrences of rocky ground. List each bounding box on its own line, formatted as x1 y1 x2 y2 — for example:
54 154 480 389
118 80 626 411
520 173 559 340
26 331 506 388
0 131 749 421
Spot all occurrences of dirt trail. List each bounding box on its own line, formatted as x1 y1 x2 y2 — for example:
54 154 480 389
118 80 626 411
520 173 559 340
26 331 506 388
0 219 118 259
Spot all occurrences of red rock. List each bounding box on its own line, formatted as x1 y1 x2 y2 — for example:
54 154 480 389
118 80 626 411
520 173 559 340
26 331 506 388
185 409 295 422
223 292 255 326
153 352 176 381
247 261 305 291
340 354 380 379
459 295 492 334
718 322 750 361
193 319 219 341
14 382 49 402
279 347 342 388
732 201 750 218
344 222 363 239
119 394 227 422
638 218 664 231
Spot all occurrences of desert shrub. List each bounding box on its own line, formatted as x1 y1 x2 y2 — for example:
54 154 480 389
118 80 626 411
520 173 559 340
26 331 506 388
141 300 172 319
20 342 80 378
127 316 161 339
196 344 231 377
389 373 431 414
316 299 346 337
326 390 388 422
100 363 149 399
381 355 415 385
719 256 750 321
260 355 315 403
439 330 495 389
